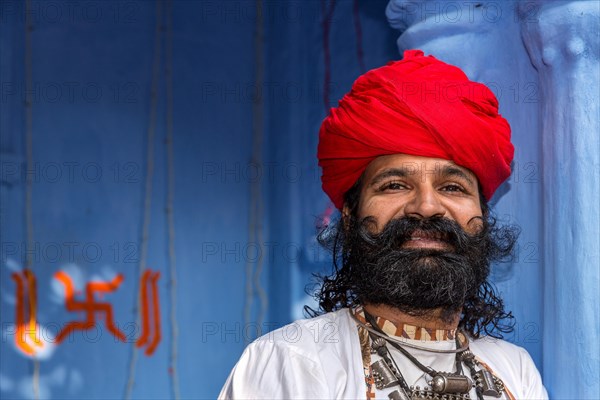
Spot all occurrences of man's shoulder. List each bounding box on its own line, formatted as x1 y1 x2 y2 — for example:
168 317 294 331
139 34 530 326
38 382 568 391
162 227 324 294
235 308 362 385
470 335 539 375
219 309 366 399
470 335 530 356
252 308 354 353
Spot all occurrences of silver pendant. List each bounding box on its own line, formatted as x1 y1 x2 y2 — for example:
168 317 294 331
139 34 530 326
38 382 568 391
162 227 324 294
388 389 412 400
371 359 400 389
410 386 471 400
473 369 504 397
429 372 473 394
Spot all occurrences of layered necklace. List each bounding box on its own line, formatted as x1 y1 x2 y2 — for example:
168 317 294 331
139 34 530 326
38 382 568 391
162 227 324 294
352 309 506 400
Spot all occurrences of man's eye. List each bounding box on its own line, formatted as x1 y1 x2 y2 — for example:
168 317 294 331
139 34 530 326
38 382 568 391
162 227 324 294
441 184 464 192
379 182 406 191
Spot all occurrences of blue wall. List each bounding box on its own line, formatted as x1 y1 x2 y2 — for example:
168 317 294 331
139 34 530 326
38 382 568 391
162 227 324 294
0 1 396 398
2 0 597 399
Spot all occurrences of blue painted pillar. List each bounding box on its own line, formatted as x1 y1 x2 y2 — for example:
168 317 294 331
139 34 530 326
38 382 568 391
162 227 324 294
519 1 600 398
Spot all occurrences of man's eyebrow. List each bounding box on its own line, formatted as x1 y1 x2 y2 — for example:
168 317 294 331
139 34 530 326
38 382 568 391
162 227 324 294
441 165 476 186
369 168 412 186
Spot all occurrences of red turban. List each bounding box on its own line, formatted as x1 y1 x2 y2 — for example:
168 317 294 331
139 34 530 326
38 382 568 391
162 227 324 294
317 49 513 209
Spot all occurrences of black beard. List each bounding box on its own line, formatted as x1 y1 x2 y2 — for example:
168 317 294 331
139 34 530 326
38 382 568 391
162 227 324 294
344 216 492 322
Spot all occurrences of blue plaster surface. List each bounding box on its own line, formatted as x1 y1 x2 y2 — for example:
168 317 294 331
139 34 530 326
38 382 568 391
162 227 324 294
1 0 597 398
0 1 396 398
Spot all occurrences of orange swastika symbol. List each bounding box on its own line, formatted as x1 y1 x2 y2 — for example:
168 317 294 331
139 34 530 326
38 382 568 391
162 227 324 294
54 271 126 343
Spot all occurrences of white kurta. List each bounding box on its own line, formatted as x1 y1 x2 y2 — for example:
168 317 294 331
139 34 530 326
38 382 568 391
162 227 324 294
219 309 548 399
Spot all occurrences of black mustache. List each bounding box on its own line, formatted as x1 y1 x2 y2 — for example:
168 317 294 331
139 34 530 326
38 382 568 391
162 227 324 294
358 216 481 252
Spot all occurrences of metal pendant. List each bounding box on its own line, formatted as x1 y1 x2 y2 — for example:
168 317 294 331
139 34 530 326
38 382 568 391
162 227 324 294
473 369 504 397
371 359 400 389
371 337 389 356
388 389 412 400
410 386 471 400
429 372 473 394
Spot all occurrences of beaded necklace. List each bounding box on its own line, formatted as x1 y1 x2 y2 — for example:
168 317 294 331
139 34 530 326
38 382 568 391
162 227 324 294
353 309 506 400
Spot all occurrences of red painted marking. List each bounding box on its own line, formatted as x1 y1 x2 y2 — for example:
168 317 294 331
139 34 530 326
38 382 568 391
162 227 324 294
24 270 43 347
135 270 161 355
11 270 43 356
54 271 126 344
147 271 161 355
136 270 151 348
12 272 34 355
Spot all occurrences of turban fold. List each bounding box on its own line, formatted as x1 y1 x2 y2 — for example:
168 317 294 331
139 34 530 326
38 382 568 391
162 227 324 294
317 49 513 209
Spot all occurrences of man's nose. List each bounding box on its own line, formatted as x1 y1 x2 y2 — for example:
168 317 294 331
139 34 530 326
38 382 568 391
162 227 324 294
403 186 446 219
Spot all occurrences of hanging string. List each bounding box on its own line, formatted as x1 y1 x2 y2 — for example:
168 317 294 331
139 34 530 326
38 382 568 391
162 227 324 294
352 0 366 73
23 0 40 398
253 0 268 335
244 0 268 343
321 0 337 115
124 0 163 397
164 0 181 398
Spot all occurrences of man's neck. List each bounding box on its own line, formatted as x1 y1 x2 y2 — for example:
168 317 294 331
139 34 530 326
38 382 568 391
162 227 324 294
363 303 460 331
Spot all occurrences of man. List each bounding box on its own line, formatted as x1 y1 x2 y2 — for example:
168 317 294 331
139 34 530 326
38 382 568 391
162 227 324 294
219 50 547 399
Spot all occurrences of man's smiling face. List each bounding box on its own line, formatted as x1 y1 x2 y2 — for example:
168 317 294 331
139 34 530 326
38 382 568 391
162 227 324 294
336 154 494 320
353 153 484 248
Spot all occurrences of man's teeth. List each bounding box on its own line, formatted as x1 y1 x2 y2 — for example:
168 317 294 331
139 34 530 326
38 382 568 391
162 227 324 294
410 233 444 241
